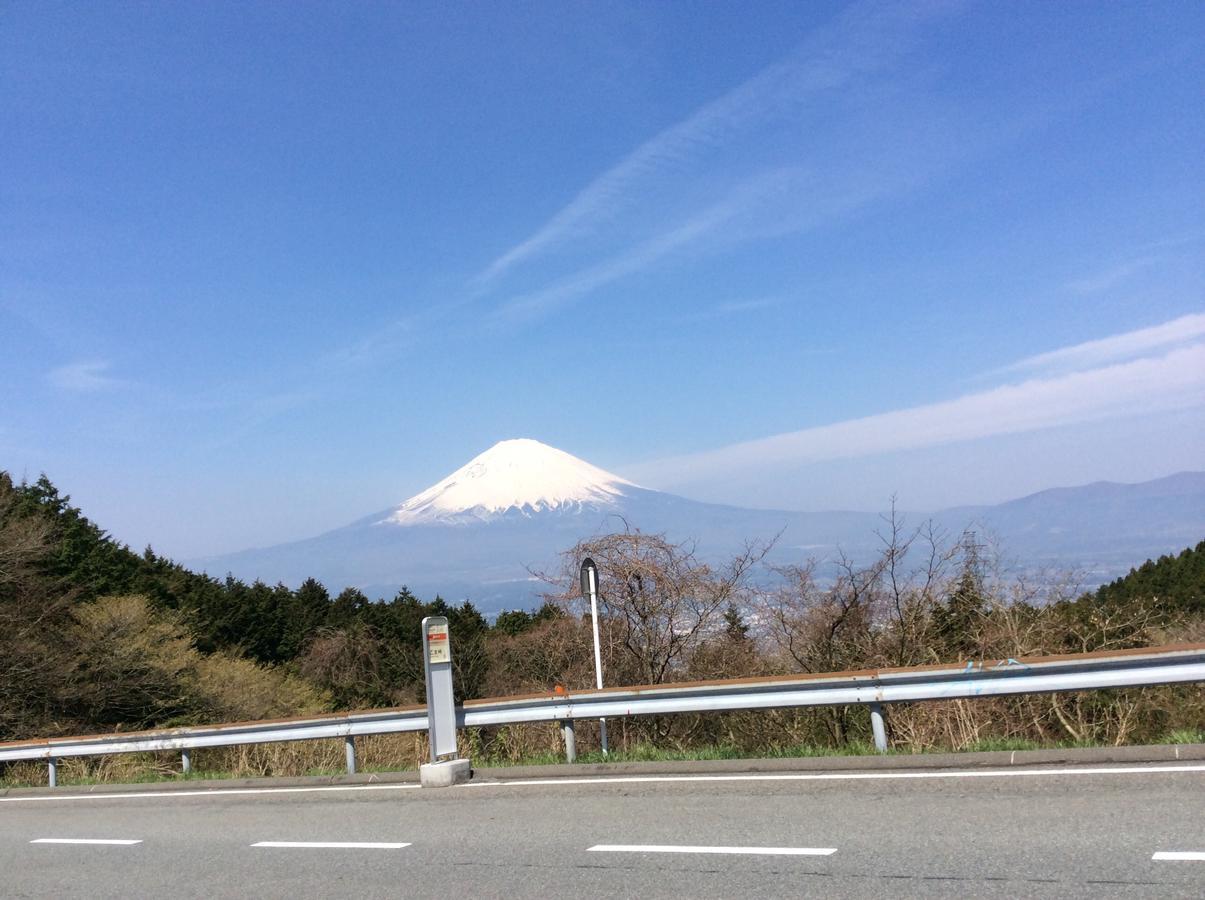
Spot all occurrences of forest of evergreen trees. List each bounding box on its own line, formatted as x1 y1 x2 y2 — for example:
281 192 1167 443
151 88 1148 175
2 470 1202 767
0 471 563 739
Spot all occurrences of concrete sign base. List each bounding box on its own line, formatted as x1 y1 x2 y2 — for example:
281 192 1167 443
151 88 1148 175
420 758 471 788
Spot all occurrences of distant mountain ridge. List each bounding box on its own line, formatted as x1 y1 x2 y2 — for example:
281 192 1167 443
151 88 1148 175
193 440 1205 614
937 471 1205 562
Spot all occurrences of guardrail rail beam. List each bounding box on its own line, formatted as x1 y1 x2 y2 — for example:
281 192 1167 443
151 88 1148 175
2 642 1202 786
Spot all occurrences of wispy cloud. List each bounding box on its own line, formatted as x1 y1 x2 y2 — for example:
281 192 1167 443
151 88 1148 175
668 296 791 326
1066 231 1205 295
323 316 419 370
475 1 960 288
998 312 1205 376
1067 255 1161 294
711 296 784 316
46 360 126 393
492 109 975 323
624 321 1205 487
493 172 790 323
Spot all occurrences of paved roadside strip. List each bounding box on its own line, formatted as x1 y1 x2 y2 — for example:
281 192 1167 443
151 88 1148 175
0 771 420 800
3 761 1204 804
469 762 1205 789
476 740 1205 782
3 742 1204 802
0 783 423 803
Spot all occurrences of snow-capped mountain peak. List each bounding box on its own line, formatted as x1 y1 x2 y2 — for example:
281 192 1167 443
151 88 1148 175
381 438 637 526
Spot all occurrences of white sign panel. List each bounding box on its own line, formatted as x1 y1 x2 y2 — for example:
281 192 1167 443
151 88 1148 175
427 622 450 664
422 616 458 761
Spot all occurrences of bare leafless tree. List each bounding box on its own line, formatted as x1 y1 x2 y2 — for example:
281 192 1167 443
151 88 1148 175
540 528 774 687
759 550 887 677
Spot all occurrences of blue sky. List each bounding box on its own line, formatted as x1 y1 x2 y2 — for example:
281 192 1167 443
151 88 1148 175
2 0 1203 559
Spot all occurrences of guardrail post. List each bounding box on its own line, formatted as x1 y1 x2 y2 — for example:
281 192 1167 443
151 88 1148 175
869 702 888 752
561 720 576 764
344 736 357 775
48 758 58 788
181 749 191 774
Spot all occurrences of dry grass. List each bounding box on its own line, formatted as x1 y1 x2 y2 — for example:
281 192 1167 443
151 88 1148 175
0 734 435 787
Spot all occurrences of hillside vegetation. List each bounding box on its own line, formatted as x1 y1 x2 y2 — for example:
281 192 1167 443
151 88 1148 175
2 471 1202 782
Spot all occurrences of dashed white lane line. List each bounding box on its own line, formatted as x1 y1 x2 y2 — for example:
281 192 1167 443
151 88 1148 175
31 838 142 846
469 763 1205 788
251 841 410 849
1 783 422 803
1153 852 1205 861
589 844 836 857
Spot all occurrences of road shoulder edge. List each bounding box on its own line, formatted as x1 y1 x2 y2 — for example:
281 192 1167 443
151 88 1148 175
473 742 1205 782
4 742 1202 798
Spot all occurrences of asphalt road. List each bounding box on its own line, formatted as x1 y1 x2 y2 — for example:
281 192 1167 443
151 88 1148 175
2 762 1204 898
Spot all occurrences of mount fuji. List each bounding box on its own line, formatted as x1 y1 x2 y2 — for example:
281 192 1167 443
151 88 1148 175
380 438 638 526
193 439 1205 614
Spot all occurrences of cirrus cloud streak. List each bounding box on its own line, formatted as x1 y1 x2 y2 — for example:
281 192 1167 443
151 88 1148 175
625 335 1205 488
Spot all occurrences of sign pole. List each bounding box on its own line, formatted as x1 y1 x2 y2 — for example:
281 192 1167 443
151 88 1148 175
419 616 470 787
580 558 609 756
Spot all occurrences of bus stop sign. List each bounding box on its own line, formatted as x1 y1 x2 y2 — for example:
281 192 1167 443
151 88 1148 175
422 616 458 761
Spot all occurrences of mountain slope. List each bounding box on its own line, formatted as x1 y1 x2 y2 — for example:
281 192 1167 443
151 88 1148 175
193 441 1205 613
381 438 635 525
936 472 1205 565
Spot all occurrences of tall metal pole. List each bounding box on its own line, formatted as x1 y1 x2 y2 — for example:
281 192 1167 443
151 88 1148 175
581 559 609 755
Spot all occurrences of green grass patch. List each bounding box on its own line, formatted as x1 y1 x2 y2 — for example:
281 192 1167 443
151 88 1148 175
1162 728 1205 744
475 740 884 768
959 737 1106 753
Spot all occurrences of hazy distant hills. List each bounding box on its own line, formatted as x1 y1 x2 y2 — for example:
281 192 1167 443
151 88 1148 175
192 440 1205 614
934 471 1205 569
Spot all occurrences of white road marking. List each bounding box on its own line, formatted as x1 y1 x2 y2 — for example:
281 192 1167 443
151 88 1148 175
469 763 1205 788
589 844 836 856
1153 851 1205 861
31 838 142 845
252 841 410 849
0 783 421 803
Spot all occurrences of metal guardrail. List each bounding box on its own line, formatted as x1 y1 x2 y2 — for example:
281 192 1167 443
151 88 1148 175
3 643 1203 785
